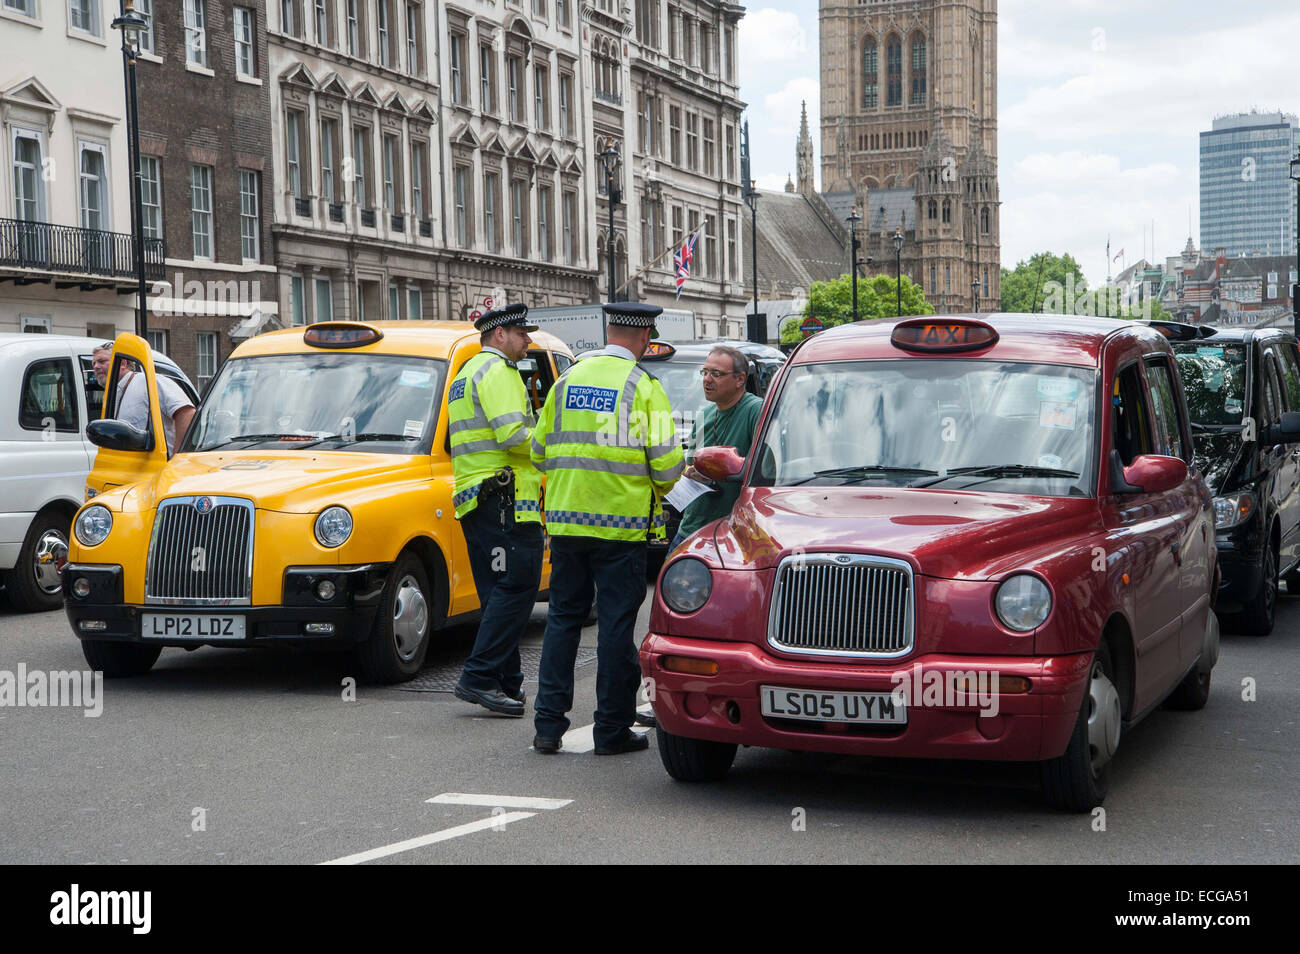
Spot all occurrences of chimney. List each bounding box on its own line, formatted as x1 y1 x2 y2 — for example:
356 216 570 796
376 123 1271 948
1214 247 1227 281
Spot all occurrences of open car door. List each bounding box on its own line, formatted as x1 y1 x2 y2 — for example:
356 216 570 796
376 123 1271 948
84 333 169 499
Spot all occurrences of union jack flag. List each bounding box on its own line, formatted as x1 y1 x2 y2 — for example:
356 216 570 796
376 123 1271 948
673 229 701 300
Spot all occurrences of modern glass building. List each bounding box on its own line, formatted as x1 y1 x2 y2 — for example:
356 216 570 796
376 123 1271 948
1200 111 1300 257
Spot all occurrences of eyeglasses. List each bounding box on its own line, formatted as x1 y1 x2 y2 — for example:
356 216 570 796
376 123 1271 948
700 368 741 379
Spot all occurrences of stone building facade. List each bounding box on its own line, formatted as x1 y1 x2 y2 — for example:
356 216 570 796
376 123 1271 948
134 0 278 389
816 0 1001 313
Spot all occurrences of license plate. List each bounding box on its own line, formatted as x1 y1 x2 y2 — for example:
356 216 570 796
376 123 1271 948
142 614 245 640
760 685 907 724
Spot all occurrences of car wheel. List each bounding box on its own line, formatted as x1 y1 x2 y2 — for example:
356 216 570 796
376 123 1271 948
1040 641 1120 812
357 552 433 684
7 510 70 613
1164 666 1212 711
81 640 161 678
656 725 737 782
1236 541 1277 636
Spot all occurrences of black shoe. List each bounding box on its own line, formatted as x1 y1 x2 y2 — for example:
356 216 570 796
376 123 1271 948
532 734 562 754
634 710 658 728
505 687 526 705
453 683 525 717
594 731 650 756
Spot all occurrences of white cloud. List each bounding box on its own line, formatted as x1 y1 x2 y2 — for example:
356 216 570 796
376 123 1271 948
739 8 808 73
762 77 820 137
755 173 791 192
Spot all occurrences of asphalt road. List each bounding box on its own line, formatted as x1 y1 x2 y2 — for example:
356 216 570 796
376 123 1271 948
1 583 1297 865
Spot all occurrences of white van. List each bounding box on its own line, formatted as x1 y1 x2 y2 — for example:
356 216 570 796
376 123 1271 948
0 334 197 612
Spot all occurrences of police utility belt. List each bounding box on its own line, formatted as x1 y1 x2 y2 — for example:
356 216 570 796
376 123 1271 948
478 467 515 503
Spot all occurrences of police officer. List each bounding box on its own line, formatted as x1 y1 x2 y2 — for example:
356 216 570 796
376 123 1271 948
448 303 544 718
530 302 684 754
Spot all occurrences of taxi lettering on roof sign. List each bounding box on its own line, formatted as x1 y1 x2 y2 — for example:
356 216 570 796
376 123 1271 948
62 323 574 686
565 385 618 413
643 313 1220 812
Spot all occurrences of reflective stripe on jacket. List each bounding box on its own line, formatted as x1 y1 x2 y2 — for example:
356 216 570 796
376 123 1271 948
530 353 684 541
448 350 541 522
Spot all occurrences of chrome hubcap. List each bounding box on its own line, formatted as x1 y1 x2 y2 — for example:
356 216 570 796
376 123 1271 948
1086 661 1122 774
391 574 428 662
33 530 69 595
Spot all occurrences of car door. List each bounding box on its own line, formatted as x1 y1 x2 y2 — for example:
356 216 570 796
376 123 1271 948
85 333 170 497
1144 354 1212 669
1105 360 1186 709
1267 343 1300 574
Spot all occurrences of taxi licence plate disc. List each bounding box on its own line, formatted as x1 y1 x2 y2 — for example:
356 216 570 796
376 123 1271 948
761 685 907 724
142 614 245 640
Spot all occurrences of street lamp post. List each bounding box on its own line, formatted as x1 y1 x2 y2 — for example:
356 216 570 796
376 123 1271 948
600 144 621 302
112 2 150 339
847 206 862 321
1290 150 1300 337
972 277 981 313
892 228 904 316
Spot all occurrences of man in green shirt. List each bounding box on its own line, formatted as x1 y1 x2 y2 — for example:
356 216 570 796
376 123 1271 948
672 345 764 548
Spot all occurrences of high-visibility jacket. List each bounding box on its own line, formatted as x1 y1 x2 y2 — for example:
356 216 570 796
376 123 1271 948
448 349 541 523
531 352 685 541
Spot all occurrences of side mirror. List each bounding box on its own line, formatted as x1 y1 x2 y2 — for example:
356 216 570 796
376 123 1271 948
87 418 152 452
1119 454 1187 495
1264 411 1300 445
694 445 744 483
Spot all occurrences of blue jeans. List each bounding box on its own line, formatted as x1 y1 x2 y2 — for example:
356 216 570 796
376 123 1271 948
457 491 543 696
534 536 647 747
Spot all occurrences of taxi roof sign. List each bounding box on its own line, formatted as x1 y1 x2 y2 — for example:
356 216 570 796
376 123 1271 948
641 341 677 360
303 322 384 349
891 318 998 354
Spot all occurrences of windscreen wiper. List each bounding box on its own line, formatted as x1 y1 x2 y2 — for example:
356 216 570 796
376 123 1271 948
292 432 418 448
787 465 938 487
910 464 1079 488
203 433 318 448
1190 422 1243 433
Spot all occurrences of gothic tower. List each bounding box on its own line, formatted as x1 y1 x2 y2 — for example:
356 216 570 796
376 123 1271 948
818 0 1001 310
796 101 815 197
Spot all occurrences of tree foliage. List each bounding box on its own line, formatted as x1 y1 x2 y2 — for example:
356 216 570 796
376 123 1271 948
780 272 934 343
1000 251 1088 313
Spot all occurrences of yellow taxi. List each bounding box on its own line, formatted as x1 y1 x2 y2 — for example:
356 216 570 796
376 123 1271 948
62 322 574 683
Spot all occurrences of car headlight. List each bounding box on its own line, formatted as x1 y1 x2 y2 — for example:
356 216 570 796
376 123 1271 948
995 574 1052 632
314 506 353 548
660 558 713 614
1213 493 1255 530
74 505 113 547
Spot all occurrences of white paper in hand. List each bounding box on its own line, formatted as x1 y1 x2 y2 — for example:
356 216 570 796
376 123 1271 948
665 477 717 512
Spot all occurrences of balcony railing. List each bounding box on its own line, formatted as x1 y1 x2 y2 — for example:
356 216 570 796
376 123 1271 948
360 209 376 228
329 203 344 223
594 90 623 106
0 217 165 282
419 219 432 238
390 213 405 232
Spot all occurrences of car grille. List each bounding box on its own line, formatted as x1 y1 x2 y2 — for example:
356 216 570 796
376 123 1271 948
145 496 254 605
768 554 914 657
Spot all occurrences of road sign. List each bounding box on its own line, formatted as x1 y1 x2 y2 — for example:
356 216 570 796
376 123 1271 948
800 316 824 338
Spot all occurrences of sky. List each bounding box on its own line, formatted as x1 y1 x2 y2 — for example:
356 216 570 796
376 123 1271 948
737 0 1300 286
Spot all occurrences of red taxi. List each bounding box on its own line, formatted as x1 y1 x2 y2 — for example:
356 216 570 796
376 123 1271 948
642 315 1220 810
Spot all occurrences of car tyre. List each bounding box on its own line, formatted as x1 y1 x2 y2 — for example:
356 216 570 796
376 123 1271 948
81 640 161 678
1040 641 1119 812
7 510 70 613
656 725 737 782
357 552 432 684
1236 541 1277 637
1164 665 1211 711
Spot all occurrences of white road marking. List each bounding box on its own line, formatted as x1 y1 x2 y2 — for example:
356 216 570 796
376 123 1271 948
320 812 536 865
554 723 648 754
425 793 573 810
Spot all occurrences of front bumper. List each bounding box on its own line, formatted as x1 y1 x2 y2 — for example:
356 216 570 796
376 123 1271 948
62 563 388 648
640 634 1092 762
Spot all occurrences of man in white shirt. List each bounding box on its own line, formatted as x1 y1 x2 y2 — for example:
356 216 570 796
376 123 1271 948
117 370 195 456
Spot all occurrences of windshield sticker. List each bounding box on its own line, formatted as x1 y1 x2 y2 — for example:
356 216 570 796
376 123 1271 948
1196 346 1224 358
1225 398 1243 414
404 419 424 438
1037 453 1064 469
1036 377 1079 400
400 369 433 387
1039 401 1077 430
